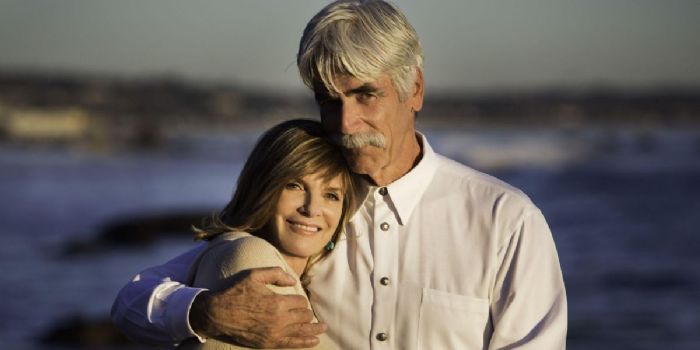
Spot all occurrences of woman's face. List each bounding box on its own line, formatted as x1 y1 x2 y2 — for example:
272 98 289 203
268 172 345 259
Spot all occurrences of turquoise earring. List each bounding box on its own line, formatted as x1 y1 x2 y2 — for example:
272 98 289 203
324 241 335 251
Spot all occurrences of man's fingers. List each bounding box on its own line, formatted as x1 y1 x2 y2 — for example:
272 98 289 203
249 266 297 287
285 307 315 324
277 335 322 349
285 320 327 337
275 322 327 348
274 322 327 349
277 294 314 311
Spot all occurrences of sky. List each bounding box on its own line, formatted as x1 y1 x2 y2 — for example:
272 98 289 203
1 0 699 93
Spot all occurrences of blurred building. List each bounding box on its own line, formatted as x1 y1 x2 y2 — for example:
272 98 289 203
3 107 90 141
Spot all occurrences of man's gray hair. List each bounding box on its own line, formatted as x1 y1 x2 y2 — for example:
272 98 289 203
297 0 423 101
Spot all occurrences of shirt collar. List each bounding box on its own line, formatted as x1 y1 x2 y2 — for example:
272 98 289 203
379 132 438 225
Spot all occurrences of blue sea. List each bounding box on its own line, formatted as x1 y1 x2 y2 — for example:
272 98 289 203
1 125 699 350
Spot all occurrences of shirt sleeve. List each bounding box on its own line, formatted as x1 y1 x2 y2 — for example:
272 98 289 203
488 209 568 349
110 242 208 347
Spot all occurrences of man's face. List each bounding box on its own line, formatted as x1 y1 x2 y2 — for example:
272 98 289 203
314 72 423 183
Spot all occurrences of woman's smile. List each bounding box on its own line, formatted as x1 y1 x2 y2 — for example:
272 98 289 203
286 219 322 234
268 173 345 261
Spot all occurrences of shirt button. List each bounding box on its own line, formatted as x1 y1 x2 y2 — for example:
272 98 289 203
376 332 388 341
380 277 390 286
380 222 390 231
378 187 388 196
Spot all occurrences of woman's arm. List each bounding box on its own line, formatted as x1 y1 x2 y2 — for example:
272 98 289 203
111 240 324 348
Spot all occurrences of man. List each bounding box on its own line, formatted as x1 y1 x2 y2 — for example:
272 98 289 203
111 1 567 349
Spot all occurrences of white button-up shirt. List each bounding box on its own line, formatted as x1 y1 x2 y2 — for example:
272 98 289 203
111 134 567 349
306 135 566 349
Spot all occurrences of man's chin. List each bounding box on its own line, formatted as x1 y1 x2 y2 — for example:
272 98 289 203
346 156 378 176
343 148 383 172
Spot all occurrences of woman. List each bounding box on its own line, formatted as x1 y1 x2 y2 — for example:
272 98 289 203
178 119 356 350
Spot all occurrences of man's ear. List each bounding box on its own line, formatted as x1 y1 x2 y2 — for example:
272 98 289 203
409 67 424 112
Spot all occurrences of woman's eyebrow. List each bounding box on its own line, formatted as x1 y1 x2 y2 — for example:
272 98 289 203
325 186 343 193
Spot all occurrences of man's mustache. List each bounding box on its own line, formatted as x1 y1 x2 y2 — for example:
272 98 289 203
331 133 386 149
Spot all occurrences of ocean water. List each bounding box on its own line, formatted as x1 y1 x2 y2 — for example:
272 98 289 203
1 126 699 349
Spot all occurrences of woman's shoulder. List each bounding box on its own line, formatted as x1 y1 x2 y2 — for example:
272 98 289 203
190 231 291 290
210 231 272 249
203 231 281 265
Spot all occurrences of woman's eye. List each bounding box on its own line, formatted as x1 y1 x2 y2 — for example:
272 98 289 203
325 192 341 201
285 182 303 190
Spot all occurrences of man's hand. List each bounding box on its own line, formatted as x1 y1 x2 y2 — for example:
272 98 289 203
189 267 326 348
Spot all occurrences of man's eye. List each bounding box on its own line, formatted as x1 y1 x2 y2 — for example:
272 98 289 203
357 93 375 103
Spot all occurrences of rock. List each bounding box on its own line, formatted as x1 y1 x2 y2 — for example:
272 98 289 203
98 211 208 245
60 210 212 256
39 314 148 349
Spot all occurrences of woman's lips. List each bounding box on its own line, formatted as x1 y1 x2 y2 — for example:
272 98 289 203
286 219 321 233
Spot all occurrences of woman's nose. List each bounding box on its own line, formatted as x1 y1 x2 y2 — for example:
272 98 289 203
298 194 322 217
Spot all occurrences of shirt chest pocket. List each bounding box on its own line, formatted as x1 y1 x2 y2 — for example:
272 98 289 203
417 288 491 350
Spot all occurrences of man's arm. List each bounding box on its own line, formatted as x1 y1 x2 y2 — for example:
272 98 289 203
488 210 568 349
110 243 327 348
110 243 208 346
188 236 329 348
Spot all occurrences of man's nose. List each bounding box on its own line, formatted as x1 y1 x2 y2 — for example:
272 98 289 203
339 100 362 135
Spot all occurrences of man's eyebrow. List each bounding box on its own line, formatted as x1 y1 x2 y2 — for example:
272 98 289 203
345 83 381 96
314 83 383 100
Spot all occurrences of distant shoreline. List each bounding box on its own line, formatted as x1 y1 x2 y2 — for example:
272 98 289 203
1 71 698 150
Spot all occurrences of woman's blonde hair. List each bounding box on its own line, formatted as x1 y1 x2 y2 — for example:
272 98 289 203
297 0 423 101
194 119 357 275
